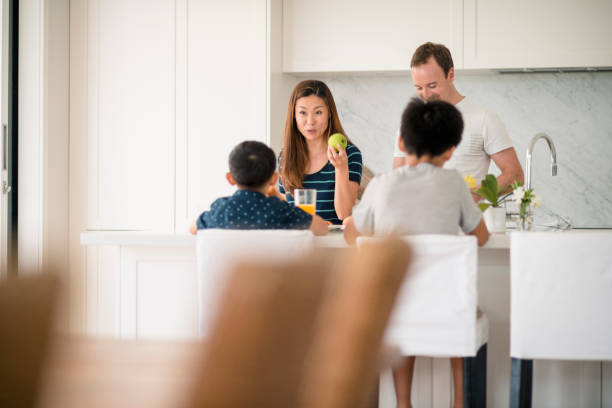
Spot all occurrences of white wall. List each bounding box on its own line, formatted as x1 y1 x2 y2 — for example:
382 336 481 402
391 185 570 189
18 0 44 274
19 0 69 277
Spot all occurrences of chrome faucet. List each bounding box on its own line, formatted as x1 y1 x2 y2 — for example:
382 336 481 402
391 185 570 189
526 133 557 190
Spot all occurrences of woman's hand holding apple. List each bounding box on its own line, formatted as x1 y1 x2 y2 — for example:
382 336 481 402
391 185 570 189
327 144 349 174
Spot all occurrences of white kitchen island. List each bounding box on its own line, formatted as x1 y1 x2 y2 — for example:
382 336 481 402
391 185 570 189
80 229 611 407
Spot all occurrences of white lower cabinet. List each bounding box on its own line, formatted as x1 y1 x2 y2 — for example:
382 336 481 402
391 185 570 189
119 247 198 340
85 242 198 340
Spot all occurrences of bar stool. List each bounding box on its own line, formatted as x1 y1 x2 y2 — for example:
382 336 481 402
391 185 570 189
510 232 612 408
196 229 314 337
357 234 488 408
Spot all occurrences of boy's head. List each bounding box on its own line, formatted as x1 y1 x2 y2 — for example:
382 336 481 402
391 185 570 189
228 141 277 189
399 97 463 159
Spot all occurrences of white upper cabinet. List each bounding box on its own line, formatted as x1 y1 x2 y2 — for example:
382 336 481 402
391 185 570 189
463 0 612 69
283 0 463 72
283 0 612 72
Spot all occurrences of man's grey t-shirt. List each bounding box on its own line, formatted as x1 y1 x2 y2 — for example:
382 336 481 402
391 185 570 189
352 163 482 237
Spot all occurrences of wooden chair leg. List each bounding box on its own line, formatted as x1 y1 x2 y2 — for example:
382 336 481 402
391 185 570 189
510 357 533 408
463 343 487 408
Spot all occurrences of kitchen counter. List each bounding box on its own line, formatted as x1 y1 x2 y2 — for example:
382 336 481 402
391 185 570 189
80 229 509 249
79 228 611 407
80 228 612 248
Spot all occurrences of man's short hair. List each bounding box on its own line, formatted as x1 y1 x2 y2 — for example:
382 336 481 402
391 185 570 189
400 98 463 158
411 42 454 77
229 141 276 188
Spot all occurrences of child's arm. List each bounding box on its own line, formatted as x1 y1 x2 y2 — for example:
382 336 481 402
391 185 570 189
342 216 360 245
189 221 198 235
468 219 490 246
266 185 287 201
309 214 329 236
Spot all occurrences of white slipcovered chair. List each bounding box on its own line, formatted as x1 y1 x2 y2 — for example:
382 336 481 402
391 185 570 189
357 234 488 407
196 229 314 337
510 231 612 408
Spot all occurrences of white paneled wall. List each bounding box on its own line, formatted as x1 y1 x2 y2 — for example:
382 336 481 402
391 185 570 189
179 1 267 230
70 0 269 334
77 0 267 233
87 0 175 231
19 0 70 286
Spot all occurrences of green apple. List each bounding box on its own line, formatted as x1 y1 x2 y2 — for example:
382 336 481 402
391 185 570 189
328 133 347 151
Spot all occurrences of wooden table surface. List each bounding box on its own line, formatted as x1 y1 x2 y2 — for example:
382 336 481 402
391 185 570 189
37 337 203 408
35 336 400 408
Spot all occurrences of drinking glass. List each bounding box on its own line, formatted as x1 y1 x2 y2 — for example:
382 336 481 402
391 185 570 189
294 189 317 215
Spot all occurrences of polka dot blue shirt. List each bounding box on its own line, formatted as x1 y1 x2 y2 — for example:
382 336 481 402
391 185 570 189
196 190 313 230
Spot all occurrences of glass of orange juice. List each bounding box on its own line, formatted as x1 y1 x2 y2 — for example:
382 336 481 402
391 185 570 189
294 189 316 215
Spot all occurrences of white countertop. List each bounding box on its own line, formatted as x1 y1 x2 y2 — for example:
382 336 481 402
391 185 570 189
81 229 513 248
80 228 611 249
80 231 197 246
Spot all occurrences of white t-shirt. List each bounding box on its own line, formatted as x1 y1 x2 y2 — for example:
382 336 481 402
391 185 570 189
393 97 512 183
352 163 482 237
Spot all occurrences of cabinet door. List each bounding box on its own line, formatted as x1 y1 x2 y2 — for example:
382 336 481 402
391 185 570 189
120 246 198 340
464 0 612 69
87 0 176 231
176 1 267 231
283 0 463 72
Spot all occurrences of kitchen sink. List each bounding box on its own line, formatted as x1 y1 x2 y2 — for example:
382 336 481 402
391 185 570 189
505 207 572 231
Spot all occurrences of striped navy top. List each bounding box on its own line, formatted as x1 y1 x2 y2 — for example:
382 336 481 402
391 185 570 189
279 144 363 224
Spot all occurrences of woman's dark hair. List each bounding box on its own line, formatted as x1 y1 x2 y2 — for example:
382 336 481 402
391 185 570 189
229 141 276 188
400 98 463 158
280 80 352 194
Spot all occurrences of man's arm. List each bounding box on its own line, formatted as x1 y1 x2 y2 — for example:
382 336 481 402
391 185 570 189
491 147 524 192
469 219 490 246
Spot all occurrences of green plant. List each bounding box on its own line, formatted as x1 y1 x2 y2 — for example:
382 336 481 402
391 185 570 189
474 174 508 212
510 181 542 219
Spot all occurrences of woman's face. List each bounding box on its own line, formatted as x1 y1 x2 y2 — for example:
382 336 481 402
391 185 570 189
294 95 330 142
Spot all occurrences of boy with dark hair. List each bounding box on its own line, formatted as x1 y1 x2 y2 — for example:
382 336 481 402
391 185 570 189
343 98 489 408
189 141 328 235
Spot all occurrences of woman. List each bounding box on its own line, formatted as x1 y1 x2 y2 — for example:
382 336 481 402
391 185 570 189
278 80 362 225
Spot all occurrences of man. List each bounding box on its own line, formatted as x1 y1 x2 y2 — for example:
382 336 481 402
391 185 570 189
393 42 523 198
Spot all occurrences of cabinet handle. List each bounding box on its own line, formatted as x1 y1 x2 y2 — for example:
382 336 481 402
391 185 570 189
2 124 10 194
2 124 6 171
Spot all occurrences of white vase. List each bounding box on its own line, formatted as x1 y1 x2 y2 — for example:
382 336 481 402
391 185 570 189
483 206 506 233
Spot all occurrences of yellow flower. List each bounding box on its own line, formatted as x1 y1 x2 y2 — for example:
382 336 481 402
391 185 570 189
464 174 476 189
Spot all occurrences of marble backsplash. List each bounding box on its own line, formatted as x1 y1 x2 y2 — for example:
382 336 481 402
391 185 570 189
304 71 612 228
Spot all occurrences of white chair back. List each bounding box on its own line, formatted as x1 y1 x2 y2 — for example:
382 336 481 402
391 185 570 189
357 234 486 357
510 231 612 360
196 229 314 337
